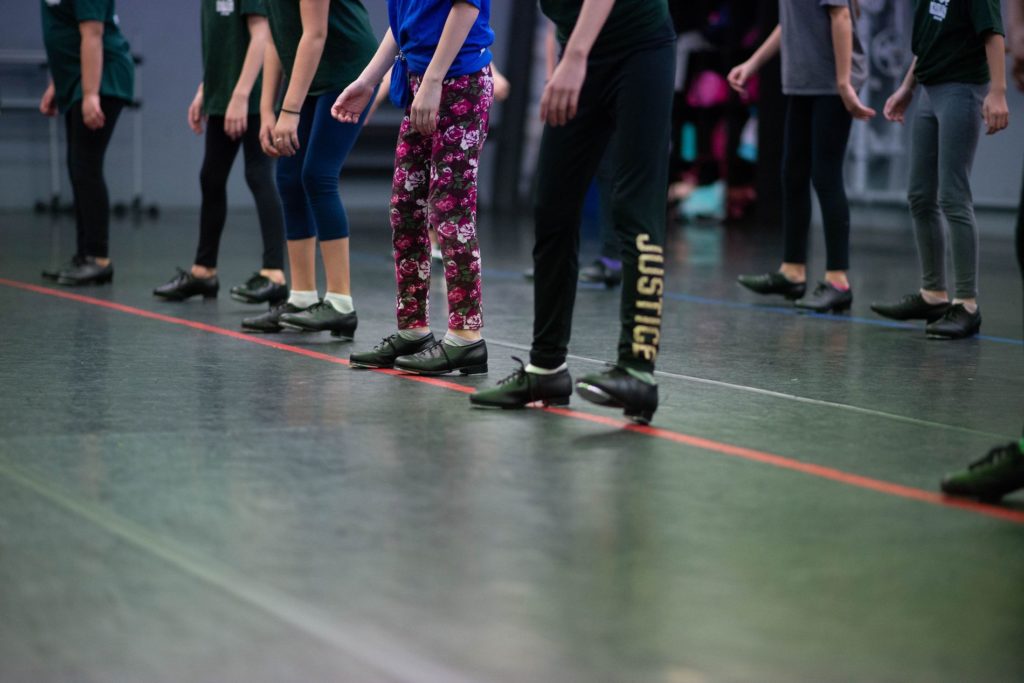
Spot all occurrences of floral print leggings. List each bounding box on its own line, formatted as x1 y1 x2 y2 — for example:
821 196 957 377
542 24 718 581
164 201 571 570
391 67 494 331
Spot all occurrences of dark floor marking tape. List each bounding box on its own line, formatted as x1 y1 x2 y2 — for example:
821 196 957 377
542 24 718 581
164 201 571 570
2 276 1022 526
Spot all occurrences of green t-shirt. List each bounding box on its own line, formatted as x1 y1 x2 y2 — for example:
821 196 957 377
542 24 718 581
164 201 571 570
40 0 134 113
266 0 376 98
539 0 672 58
202 0 266 116
912 0 1004 85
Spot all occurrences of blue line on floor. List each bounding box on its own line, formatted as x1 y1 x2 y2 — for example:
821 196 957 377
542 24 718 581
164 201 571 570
352 254 1024 347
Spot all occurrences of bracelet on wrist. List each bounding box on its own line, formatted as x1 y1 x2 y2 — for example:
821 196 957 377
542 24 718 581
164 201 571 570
280 107 301 116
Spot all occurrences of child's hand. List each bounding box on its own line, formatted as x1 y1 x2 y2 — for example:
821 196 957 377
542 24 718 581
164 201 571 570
727 62 754 97
39 83 57 117
224 92 249 140
838 83 876 121
540 52 586 126
271 111 300 156
188 85 205 135
259 113 280 157
493 69 511 103
410 77 442 134
332 79 374 124
81 94 105 130
883 86 913 124
982 89 1009 135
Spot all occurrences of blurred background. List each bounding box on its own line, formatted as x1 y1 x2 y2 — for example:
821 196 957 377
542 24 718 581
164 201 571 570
1 0 1023 235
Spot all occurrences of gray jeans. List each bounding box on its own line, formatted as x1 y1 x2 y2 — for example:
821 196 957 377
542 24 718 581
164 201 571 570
907 82 987 299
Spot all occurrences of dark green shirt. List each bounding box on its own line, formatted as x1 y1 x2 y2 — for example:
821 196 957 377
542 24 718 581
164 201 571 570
266 0 376 98
912 0 1004 85
202 0 266 116
40 0 134 113
539 0 672 58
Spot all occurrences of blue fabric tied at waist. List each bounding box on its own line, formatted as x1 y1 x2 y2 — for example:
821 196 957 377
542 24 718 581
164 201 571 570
389 52 411 109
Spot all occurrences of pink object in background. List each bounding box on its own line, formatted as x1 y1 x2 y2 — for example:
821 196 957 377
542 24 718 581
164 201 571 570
686 70 730 108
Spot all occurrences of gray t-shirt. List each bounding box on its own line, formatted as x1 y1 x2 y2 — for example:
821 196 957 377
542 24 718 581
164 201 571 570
779 0 868 96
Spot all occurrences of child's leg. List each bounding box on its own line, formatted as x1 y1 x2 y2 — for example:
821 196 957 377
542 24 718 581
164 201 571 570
277 97 318 296
194 117 244 274
809 96 853 283
303 92 371 300
240 115 286 279
907 88 946 300
429 69 495 337
66 97 125 263
606 40 675 373
933 83 985 303
780 96 815 281
531 87 613 370
391 95 434 332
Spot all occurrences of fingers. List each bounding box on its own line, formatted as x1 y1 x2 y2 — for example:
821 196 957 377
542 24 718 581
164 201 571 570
985 111 1008 135
883 98 903 123
410 105 437 135
566 89 579 122
727 68 747 95
84 107 105 130
260 131 279 157
330 99 346 122
854 104 877 121
225 116 246 140
540 85 574 126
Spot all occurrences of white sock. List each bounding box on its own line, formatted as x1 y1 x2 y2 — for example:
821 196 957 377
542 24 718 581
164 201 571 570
324 292 354 314
443 332 479 347
288 290 318 308
952 299 978 313
398 329 432 341
526 362 567 375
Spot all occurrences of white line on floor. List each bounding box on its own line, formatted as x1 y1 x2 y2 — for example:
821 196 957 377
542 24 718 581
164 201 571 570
0 461 483 683
485 338 1013 441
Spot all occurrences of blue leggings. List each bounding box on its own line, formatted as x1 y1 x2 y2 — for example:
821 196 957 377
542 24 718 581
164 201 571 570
276 90 369 242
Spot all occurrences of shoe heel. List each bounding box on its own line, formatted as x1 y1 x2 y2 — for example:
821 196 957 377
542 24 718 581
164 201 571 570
542 396 570 407
97 273 113 285
203 292 218 300
459 364 488 375
625 409 654 425
330 329 355 340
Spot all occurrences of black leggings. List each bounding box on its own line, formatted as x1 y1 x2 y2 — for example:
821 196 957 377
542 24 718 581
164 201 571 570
195 115 284 270
532 38 676 373
781 95 853 272
66 96 125 259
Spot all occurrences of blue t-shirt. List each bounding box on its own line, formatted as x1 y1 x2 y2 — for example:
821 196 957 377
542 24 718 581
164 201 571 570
387 0 493 106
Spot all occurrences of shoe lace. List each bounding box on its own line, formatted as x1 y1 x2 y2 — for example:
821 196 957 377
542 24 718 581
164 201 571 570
172 267 190 284
245 272 266 288
374 334 401 352
968 443 1020 471
270 300 292 313
497 357 529 386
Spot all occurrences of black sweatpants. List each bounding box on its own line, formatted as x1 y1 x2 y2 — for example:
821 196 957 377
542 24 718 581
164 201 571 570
66 96 125 259
195 115 285 270
531 38 675 373
781 95 854 271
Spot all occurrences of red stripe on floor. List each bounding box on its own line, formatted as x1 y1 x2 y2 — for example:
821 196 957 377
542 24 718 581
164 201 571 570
3 277 1022 525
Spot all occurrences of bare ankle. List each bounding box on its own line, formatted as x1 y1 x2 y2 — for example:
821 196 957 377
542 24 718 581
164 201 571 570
920 289 949 304
260 268 286 285
825 271 849 289
779 264 806 283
